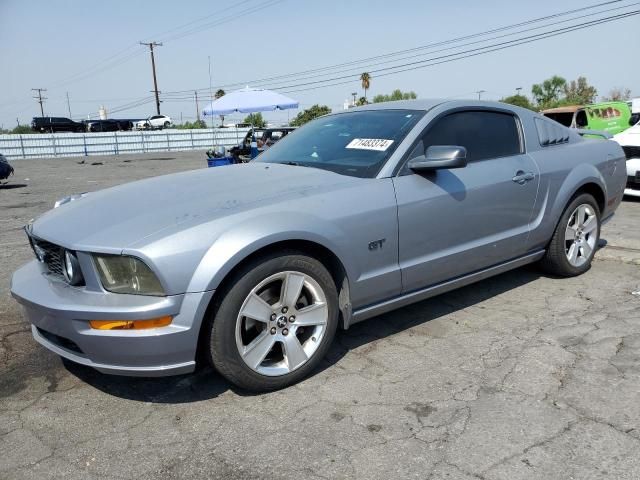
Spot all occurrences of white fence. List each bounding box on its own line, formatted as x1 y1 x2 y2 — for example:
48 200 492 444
0 128 250 160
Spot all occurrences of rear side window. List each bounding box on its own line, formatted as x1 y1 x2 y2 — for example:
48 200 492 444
413 111 522 162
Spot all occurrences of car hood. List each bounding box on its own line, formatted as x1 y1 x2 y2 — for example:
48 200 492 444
31 163 360 252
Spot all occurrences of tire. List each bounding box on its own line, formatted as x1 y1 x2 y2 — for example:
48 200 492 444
164 121 170 129
206 252 339 392
539 193 600 277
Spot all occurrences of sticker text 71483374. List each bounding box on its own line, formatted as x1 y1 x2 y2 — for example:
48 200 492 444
345 138 394 151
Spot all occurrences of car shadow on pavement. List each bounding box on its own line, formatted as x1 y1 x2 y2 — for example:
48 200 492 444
0 183 28 189
64 266 542 403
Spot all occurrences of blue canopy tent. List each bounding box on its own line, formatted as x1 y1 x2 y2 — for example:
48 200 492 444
202 86 298 159
202 86 298 116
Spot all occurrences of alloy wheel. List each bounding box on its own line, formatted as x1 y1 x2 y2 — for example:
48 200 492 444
565 203 598 267
235 271 328 376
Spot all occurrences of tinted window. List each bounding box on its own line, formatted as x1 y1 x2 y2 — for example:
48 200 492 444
256 110 424 178
410 111 521 163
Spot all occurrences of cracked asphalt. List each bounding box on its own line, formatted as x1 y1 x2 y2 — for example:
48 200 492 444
1 151 639 479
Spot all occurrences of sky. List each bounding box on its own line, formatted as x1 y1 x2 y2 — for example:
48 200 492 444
0 0 639 129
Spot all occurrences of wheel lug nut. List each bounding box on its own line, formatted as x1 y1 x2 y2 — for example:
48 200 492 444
281 306 288 314
270 327 277 335
282 328 289 336
289 315 295 323
270 313 277 321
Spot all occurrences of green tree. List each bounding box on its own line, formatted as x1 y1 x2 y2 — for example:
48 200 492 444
290 104 331 127
531 75 566 109
500 94 534 110
602 87 632 102
243 113 266 127
214 89 226 99
11 125 33 134
372 89 417 103
360 72 371 101
563 76 597 105
355 97 368 106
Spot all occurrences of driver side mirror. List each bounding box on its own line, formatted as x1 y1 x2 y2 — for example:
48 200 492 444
408 145 468 172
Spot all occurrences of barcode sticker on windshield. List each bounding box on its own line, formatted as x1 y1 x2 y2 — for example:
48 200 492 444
345 138 394 151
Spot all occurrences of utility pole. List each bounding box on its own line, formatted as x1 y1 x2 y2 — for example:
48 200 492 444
140 41 163 115
476 90 486 100
65 92 72 118
32 88 47 117
208 56 214 128
194 91 200 122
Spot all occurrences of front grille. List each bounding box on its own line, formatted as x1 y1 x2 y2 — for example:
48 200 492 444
27 233 65 278
622 146 640 160
628 176 640 189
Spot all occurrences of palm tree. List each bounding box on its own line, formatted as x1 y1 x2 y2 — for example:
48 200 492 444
214 89 226 126
360 72 371 102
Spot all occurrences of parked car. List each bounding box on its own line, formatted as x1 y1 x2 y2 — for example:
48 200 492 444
11 100 626 392
542 101 633 135
83 119 133 132
0 153 14 181
229 127 296 161
31 117 85 133
613 120 640 197
134 115 172 130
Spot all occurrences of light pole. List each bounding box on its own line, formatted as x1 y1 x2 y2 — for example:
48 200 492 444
476 90 486 100
516 87 523 96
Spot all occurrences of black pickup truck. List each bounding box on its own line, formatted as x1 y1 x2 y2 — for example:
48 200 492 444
31 117 85 133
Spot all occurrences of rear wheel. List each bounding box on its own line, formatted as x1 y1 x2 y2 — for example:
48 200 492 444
164 121 170 129
207 253 338 391
539 193 600 277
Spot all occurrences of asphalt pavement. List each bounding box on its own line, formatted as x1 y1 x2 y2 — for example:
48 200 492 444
1 151 639 479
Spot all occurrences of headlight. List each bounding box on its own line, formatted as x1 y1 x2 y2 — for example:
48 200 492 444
63 250 84 286
94 255 165 296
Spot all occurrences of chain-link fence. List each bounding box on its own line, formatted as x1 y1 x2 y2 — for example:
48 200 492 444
0 128 250 160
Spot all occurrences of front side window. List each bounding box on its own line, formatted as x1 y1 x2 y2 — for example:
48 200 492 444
408 110 521 163
255 110 424 178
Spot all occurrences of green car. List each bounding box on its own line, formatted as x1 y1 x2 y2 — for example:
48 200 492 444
542 101 633 135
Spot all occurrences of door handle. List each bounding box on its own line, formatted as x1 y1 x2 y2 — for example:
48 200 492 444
512 171 535 185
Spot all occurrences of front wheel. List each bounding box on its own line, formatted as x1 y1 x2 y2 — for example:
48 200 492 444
207 253 338 391
539 193 600 277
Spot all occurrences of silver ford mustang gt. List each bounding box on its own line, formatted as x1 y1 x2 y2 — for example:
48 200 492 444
11 100 627 391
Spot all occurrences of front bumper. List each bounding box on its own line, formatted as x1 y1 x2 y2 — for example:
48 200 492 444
11 260 214 377
625 157 640 197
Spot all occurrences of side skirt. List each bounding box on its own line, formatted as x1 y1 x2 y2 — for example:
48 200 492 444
346 250 545 327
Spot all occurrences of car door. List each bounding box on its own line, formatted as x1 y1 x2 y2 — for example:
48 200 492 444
392 109 540 293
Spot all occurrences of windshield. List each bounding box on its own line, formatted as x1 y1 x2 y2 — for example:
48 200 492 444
254 109 424 178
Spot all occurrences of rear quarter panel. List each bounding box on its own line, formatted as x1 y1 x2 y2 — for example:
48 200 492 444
525 123 626 251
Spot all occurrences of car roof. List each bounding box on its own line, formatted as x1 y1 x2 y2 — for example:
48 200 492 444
333 98 534 116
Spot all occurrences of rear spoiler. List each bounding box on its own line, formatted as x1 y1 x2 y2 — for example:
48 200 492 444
576 129 612 140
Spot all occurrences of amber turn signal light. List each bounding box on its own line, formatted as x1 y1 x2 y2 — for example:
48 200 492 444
89 316 172 330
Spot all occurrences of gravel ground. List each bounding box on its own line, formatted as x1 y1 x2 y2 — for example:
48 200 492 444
1 151 639 479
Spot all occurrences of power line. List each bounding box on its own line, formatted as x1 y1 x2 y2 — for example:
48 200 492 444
279 10 640 95
159 7 639 99
161 0 635 96
42 0 281 92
